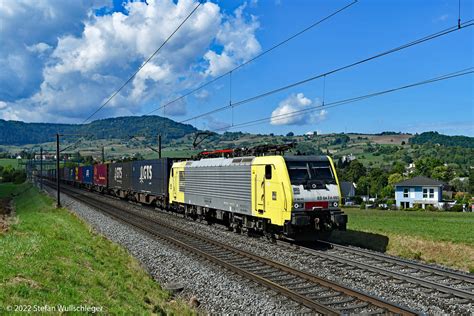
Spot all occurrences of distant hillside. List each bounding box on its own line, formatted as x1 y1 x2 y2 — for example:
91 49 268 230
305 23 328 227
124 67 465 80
0 116 197 145
409 131 474 148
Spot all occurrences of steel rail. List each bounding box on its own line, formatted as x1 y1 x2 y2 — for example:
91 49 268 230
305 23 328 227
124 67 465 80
322 241 474 283
53 183 417 315
58 186 338 314
279 241 474 301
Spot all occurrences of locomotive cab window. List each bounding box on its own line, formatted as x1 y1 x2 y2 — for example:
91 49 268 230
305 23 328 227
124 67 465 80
265 165 272 180
285 160 335 185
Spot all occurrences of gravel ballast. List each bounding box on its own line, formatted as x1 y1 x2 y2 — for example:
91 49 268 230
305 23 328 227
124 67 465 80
43 186 306 314
45 185 473 314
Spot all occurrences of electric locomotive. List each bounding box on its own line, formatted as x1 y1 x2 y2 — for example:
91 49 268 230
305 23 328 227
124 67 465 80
169 155 347 240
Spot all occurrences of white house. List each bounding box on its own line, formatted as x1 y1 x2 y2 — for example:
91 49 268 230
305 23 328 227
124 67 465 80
394 176 444 209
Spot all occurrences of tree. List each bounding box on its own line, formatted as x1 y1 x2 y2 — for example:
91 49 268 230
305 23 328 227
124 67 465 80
344 160 366 182
415 157 443 177
431 165 454 182
450 178 469 192
367 167 388 196
356 176 370 196
388 173 403 186
391 161 405 175
380 185 394 199
469 169 474 194
286 132 294 137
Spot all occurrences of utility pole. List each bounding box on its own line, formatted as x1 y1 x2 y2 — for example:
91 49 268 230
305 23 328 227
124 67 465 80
56 133 61 208
158 134 162 159
40 147 43 190
102 146 105 163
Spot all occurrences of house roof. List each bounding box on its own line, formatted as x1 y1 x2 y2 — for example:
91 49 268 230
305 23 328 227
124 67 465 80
394 176 444 187
340 181 356 197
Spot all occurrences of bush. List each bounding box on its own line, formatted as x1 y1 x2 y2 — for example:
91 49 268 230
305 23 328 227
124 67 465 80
449 204 463 212
425 205 438 212
360 202 366 210
13 170 26 184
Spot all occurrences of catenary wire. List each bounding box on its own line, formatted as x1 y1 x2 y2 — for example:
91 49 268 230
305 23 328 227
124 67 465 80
81 1 202 124
209 67 473 131
179 19 474 124
145 0 358 115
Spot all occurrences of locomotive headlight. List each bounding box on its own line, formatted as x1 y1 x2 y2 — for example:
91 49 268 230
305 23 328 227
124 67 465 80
333 202 339 207
294 203 303 209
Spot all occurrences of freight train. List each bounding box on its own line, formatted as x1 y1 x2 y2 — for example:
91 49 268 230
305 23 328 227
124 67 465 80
43 155 347 240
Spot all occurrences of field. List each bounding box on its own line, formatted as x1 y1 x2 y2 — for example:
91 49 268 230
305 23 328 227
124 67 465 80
0 159 20 168
0 183 192 314
331 209 474 272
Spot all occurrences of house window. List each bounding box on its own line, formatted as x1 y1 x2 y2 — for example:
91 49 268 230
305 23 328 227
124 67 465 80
423 188 428 198
403 188 409 198
429 188 434 199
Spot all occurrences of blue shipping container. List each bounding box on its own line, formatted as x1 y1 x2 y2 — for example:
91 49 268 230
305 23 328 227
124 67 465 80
82 165 94 184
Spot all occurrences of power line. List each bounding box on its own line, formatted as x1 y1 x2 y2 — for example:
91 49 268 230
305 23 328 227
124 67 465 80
210 67 473 131
179 19 474 124
145 0 358 116
81 1 202 124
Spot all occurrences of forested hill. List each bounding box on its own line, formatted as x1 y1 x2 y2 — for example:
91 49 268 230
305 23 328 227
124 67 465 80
409 131 474 148
0 116 197 145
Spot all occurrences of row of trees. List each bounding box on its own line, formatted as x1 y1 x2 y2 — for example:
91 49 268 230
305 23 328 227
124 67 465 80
337 158 474 201
0 166 26 184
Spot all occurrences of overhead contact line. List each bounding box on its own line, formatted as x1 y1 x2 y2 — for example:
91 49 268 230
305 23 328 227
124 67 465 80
210 67 474 131
81 1 202 124
179 20 474 124
145 0 358 116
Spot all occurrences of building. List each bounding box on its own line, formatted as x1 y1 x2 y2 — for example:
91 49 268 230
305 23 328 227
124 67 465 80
341 154 356 164
394 176 444 209
340 181 356 204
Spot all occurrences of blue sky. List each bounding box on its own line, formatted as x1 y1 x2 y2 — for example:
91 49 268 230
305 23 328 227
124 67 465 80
0 0 472 136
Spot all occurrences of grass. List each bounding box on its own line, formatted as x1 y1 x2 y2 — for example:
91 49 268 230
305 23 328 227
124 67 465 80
0 183 193 314
330 208 474 272
0 159 20 168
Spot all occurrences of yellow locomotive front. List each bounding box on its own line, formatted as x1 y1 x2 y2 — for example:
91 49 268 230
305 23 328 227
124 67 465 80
169 155 347 240
282 156 347 239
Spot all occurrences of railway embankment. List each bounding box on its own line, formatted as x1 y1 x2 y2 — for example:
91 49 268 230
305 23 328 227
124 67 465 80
0 183 193 315
46 183 474 314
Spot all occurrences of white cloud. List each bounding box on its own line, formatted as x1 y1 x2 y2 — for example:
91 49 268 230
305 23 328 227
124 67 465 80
0 1 105 102
0 101 7 110
26 42 53 55
194 89 210 101
270 93 327 125
203 3 261 77
0 0 261 123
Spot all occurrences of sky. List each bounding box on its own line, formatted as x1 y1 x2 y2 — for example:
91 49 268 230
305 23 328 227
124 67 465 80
0 0 473 136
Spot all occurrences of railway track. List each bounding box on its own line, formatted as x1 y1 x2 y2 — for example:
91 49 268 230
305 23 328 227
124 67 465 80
51 183 416 315
278 241 474 303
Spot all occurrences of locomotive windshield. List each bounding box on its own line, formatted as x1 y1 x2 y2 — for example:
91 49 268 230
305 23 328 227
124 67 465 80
285 160 335 185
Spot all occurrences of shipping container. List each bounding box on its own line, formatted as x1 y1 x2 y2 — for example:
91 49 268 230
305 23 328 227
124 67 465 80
49 169 56 180
82 165 94 184
108 162 132 190
93 164 108 187
63 167 69 181
75 166 80 182
77 166 84 183
68 167 75 182
131 159 172 196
